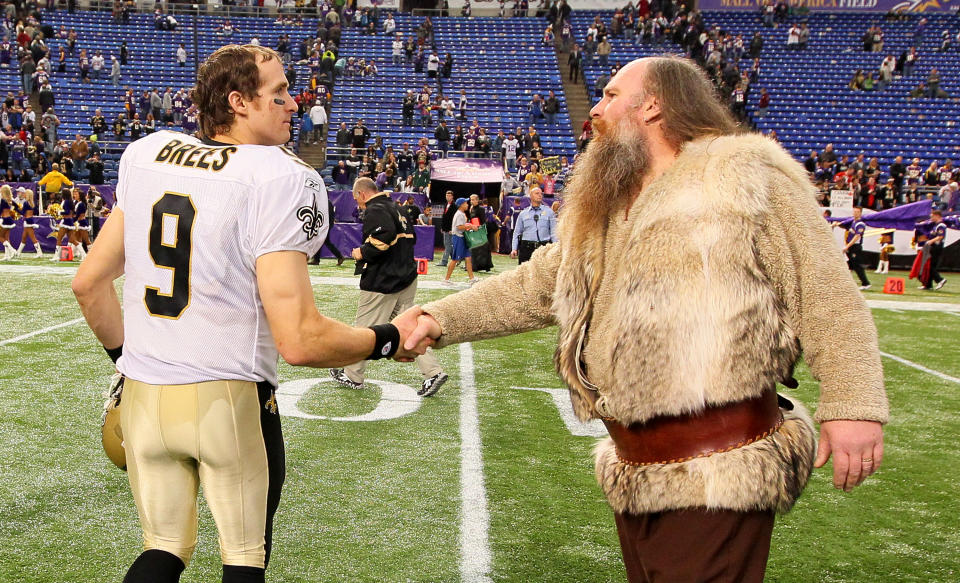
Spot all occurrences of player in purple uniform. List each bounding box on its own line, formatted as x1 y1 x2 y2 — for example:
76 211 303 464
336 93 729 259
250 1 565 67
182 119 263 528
19 188 42 257
842 207 871 290
923 210 948 290
0 185 17 259
73 188 90 260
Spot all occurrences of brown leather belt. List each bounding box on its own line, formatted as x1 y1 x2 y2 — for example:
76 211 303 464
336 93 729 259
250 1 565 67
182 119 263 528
601 389 784 467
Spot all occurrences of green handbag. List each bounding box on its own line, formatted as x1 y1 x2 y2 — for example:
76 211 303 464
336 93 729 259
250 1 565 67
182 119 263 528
464 224 488 248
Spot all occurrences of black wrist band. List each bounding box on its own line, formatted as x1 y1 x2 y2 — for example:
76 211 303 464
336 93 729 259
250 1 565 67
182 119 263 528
104 344 123 364
368 324 400 360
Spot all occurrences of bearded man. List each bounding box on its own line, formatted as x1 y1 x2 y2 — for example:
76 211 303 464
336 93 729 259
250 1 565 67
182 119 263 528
397 56 888 582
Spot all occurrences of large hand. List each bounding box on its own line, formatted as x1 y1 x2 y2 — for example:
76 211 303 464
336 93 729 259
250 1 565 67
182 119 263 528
405 313 442 352
391 306 432 362
814 420 884 492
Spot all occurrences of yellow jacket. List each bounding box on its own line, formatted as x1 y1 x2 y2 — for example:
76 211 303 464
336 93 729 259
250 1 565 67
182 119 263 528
38 170 74 193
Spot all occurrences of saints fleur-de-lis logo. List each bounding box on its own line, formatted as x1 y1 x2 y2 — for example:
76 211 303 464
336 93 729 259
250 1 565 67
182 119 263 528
297 198 325 240
264 393 278 415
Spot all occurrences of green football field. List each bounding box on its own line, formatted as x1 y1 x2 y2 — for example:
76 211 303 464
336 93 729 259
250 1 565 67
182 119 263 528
0 254 958 582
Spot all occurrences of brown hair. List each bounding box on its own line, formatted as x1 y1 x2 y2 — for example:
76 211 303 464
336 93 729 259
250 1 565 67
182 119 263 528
641 56 739 150
191 45 279 138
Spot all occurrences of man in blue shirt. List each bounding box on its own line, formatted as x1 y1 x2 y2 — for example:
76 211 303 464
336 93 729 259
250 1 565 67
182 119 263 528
511 187 556 264
842 206 871 290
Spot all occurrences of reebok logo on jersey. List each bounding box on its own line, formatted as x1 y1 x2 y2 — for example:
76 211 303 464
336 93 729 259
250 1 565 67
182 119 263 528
296 198 325 240
304 177 323 192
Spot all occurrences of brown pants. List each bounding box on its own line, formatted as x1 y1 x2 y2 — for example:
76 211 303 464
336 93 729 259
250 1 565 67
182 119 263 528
614 508 775 583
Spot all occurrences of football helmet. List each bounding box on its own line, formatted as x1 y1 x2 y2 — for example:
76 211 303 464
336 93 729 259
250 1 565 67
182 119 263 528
101 373 127 471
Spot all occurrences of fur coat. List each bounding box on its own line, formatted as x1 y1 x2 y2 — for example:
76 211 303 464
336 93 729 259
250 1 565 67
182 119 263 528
422 133 888 515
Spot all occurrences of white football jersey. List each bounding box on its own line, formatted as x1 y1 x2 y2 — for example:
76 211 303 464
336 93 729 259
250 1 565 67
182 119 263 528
115 131 328 386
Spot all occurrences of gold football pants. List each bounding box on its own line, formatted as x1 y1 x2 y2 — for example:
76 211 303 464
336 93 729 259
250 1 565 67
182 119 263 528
121 379 284 568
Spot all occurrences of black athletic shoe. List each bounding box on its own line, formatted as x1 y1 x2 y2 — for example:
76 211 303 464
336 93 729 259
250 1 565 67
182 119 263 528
419 372 448 397
330 368 363 389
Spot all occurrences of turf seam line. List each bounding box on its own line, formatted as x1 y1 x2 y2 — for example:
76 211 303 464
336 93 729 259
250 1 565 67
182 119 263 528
0 317 85 347
879 351 960 384
458 342 493 583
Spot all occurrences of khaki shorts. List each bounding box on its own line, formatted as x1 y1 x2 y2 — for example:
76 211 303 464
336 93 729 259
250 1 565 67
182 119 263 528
121 379 284 568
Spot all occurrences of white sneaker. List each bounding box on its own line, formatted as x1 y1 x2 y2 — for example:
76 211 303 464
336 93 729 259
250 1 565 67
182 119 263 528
918 284 928 289
858 284 871 291
935 278 947 290
467 278 478 286
441 279 456 287
418 372 448 397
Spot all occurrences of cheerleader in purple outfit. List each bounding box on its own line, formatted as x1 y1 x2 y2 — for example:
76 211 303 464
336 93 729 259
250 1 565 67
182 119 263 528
19 188 42 257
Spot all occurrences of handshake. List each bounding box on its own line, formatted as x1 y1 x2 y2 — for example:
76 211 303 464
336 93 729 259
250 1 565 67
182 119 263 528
388 306 444 362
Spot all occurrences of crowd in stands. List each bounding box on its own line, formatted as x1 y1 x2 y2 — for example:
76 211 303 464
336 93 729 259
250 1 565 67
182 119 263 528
804 143 960 212
327 114 571 198
844 21 958 97
318 2 575 196
553 1 766 128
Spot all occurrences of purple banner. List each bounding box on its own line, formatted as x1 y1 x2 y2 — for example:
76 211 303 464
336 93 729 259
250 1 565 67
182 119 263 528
317 224 436 260
5 216 63 253
430 158 504 183
4 220 435 259
828 199 934 231
699 0 960 12
327 190 428 223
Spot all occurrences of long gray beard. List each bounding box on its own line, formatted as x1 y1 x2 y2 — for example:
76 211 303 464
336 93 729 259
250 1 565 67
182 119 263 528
562 130 651 235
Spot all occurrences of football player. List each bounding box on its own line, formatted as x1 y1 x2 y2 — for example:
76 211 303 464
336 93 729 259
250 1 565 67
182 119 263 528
72 45 429 583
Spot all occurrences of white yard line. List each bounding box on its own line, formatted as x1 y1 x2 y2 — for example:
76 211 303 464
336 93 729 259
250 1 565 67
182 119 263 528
880 351 960 385
866 299 960 313
0 317 85 347
0 264 78 275
458 343 493 583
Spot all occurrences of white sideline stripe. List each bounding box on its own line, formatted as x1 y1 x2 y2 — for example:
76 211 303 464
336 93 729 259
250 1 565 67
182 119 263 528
458 343 492 583
0 317 85 347
0 264 79 275
865 299 960 313
880 351 960 384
